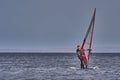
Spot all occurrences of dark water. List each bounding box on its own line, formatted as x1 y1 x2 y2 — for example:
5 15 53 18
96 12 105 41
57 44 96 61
0 53 120 80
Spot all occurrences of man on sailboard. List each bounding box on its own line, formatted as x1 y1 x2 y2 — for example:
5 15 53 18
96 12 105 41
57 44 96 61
76 8 96 69
76 45 85 69
76 45 91 69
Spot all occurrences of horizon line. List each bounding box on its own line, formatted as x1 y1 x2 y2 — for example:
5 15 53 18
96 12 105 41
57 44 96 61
0 47 120 53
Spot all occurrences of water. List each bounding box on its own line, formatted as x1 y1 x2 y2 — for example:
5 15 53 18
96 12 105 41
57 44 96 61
0 53 119 80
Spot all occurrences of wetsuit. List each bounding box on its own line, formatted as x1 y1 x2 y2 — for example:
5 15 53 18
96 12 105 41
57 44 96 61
76 49 84 69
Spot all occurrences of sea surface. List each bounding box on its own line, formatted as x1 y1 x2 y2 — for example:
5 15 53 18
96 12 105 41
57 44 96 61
0 53 119 80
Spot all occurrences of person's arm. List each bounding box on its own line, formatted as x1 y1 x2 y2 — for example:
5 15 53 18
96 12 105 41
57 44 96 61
87 49 92 51
80 49 85 52
80 49 92 51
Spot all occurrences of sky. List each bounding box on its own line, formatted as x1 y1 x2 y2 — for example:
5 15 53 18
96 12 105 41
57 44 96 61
0 0 120 52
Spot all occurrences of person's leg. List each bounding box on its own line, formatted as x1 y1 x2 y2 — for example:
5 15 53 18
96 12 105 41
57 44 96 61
80 59 82 69
85 65 88 69
81 59 84 69
80 58 84 69
81 62 84 69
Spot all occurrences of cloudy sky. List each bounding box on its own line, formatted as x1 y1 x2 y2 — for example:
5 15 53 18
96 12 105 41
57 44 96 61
0 0 120 52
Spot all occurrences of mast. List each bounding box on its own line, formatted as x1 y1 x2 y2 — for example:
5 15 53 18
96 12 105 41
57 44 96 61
81 8 96 66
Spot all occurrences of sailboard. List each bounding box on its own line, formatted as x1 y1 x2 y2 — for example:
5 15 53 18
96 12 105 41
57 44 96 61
81 8 96 67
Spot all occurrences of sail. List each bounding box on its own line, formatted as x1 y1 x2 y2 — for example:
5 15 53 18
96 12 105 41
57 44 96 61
81 8 96 65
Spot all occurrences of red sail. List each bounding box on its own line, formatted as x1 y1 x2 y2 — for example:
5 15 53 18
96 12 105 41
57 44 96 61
81 8 96 65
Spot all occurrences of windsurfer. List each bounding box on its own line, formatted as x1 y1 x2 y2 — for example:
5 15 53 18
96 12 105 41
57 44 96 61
76 8 96 70
76 45 85 69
